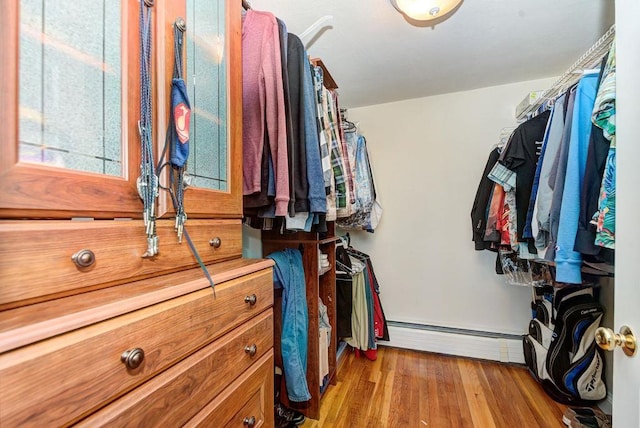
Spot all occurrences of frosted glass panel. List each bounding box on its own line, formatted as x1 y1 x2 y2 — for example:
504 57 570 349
185 0 228 191
18 0 122 176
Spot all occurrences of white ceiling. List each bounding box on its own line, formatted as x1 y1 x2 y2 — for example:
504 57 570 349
247 0 614 108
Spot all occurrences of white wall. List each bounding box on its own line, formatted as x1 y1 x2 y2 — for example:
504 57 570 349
347 77 557 335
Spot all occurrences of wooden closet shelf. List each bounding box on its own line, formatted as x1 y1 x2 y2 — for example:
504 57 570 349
262 237 340 245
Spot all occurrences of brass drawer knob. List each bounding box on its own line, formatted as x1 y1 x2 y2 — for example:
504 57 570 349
243 416 256 427
71 249 96 268
121 348 145 370
209 237 222 248
244 344 257 357
244 294 257 306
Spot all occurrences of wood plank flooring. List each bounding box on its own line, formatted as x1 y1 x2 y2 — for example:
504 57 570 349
300 346 568 428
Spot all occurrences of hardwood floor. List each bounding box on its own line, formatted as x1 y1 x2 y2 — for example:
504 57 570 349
300 346 568 428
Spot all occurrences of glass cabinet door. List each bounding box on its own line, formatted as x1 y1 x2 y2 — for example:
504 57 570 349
0 1 142 218
158 0 242 219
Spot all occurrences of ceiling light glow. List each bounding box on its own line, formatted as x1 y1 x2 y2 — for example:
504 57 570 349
391 0 462 21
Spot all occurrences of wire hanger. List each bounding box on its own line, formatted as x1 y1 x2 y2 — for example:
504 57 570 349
340 109 357 133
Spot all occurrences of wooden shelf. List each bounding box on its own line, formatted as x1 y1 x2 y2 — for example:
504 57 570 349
311 58 338 90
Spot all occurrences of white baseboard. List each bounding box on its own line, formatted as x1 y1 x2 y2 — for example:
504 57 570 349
380 323 525 364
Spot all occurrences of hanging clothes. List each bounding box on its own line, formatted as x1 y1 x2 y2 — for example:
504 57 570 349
522 102 555 241
493 111 551 249
546 88 577 262
554 72 599 284
336 242 389 355
282 34 327 231
278 18 295 217
472 40 616 283
285 33 309 213
484 183 505 245
336 131 380 231
242 11 379 233
531 93 567 258
335 95 356 210
591 41 616 250
242 9 290 216
471 147 500 250
266 249 311 402
336 244 354 339
575 56 610 256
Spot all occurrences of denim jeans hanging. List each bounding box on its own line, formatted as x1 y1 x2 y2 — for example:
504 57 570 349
267 249 311 402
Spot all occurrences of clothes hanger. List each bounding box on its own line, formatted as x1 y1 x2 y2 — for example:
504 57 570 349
336 259 354 275
299 15 334 49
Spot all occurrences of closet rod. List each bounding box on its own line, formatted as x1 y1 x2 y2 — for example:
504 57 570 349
516 24 615 121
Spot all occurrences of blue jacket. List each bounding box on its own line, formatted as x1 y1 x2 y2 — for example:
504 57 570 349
555 73 599 283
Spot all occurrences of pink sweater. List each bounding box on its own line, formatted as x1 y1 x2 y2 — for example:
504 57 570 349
242 10 290 216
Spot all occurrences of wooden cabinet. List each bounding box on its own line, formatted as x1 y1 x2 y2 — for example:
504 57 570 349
0 219 242 308
76 310 274 427
157 0 243 219
262 223 340 420
0 1 273 427
0 0 242 220
0 259 274 427
186 351 275 427
0 1 142 219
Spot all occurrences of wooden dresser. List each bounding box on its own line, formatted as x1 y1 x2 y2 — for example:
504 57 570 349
0 1 274 426
0 258 274 427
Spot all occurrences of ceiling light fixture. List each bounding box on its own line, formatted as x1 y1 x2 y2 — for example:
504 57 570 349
391 0 462 21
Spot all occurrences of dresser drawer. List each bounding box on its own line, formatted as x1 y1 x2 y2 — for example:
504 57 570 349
76 310 273 427
185 351 274 428
0 269 273 427
0 219 242 308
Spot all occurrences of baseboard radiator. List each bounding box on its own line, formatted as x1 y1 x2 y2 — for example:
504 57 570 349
380 321 525 364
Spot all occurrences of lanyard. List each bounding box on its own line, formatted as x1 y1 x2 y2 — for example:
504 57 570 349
138 0 159 258
157 18 216 294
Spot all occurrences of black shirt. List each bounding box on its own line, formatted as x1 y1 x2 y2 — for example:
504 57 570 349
500 110 551 241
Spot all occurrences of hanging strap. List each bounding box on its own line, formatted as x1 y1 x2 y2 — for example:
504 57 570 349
138 0 159 258
156 18 215 294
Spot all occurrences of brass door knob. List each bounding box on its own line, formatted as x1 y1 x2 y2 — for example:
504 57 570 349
595 325 637 357
244 294 257 306
121 347 145 369
243 416 256 427
244 344 257 357
71 249 95 268
209 237 222 248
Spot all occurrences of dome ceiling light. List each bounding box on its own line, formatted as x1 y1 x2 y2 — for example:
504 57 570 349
391 0 463 21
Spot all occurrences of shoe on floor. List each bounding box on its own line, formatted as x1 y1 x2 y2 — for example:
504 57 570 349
275 402 306 426
562 407 611 427
567 415 612 428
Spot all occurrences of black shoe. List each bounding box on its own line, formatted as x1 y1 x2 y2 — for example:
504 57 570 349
275 402 306 426
275 413 296 428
